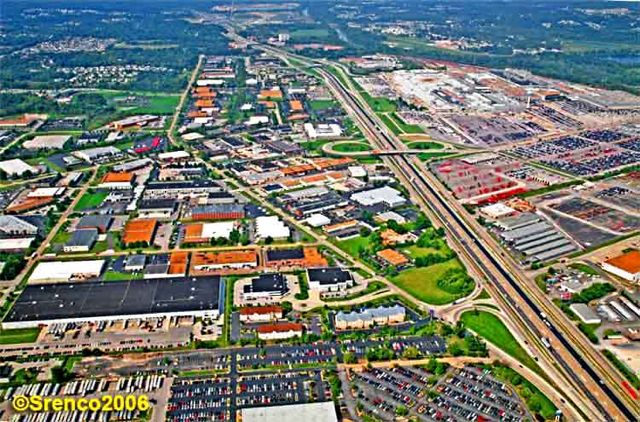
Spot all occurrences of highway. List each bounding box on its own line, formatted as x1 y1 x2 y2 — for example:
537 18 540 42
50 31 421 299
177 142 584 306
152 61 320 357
312 64 639 421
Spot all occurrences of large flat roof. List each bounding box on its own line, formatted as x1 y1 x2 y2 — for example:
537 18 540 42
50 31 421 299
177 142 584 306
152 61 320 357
241 402 337 422
4 276 222 325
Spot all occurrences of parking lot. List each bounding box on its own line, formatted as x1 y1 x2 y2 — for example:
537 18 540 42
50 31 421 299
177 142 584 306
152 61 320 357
346 365 531 422
166 369 326 422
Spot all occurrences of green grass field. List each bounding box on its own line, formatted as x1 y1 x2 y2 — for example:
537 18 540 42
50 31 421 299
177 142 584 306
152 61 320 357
391 258 468 305
331 142 372 153
290 28 331 40
74 191 108 211
378 114 402 135
406 141 444 150
390 113 424 134
362 92 397 113
460 311 539 371
0 327 41 344
337 235 372 258
402 245 439 259
103 271 144 281
309 100 336 110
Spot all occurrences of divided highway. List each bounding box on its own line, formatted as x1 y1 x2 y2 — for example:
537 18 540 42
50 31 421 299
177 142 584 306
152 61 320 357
312 66 639 421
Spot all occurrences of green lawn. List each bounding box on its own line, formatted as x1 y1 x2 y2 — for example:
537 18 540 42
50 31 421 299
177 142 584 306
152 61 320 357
0 327 41 344
337 235 372 258
391 258 468 305
402 245 439 259
290 28 331 40
390 113 424 134
406 141 444 150
74 190 108 211
103 271 144 281
378 114 402 135
460 311 539 371
331 142 372 153
362 92 397 113
569 262 599 276
309 100 336 111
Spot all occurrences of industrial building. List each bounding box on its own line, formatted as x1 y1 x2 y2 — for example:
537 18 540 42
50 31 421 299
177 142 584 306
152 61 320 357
240 401 337 422
602 250 640 282
243 273 289 301
3 276 224 329
189 204 245 221
29 260 105 283
350 186 406 208
63 228 98 253
569 303 602 325
255 216 290 240
264 247 328 268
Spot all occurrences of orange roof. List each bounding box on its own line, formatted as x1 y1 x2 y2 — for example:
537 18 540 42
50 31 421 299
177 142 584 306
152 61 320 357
259 89 283 99
102 171 134 184
259 100 277 109
281 164 315 176
314 157 354 170
377 249 409 266
5 197 53 213
195 99 215 108
324 220 358 233
123 219 157 245
240 305 283 316
256 322 303 334
288 113 309 121
169 251 189 274
289 100 303 112
605 251 640 274
184 223 205 243
192 250 258 266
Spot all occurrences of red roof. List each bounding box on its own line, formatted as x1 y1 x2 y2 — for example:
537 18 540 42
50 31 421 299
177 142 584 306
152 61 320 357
256 322 303 334
240 305 283 316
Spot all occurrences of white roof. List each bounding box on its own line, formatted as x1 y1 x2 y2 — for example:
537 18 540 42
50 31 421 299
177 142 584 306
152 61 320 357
201 222 235 239
348 166 367 178
0 237 34 250
351 186 404 207
28 187 65 198
255 216 290 239
30 260 105 282
23 135 70 150
158 151 190 161
246 115 269 126
0 159 36 176
480 203 515 218
306 214 331 227
241 402 337 422
182 132 205 141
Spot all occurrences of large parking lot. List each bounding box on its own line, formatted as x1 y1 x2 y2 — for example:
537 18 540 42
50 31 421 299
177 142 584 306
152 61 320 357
346 365 531 422
166 369 327 422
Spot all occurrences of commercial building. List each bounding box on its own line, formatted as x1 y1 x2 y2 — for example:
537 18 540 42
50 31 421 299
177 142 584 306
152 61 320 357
3 276 224 329
0 215 38 237
144 180 222 200
0 159 37 177
239 305 283 322
256 322 303 340
191 250 258 271
29 260 105 283
63 228 98 253
98 172 134 190
307 267 354 292
123 219 157 246
138 199 178 219
602 250 640 282
569 303 602 325
351 186 406 208
335 305 406 330
303 123 343 139
77 215 113 233
243 273 289 301
264 247 328 269
183 221 236 243
240 402 337 422
23 134 70 150
189 204 245 221
73 146 122 163
255 216 290 240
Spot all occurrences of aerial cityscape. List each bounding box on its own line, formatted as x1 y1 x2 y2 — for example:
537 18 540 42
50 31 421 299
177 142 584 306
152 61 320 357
0 0 639 421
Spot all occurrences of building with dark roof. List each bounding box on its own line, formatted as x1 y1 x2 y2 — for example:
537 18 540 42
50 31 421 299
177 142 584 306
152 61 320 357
77 215 113 234
3 276 224 329
307 267 354 292
243 273 289 301
63 228 98 253
138 199 178 219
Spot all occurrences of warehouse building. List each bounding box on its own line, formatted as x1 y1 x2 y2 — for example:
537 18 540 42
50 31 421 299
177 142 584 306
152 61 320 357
335 305 406 330
0 215 38 237
351 186 406 208
240 401 337 422
243 273 289 301
138 199 178 219
3 276 224 329
77 215 113 233
602 250 640 283
29 260 105 283
191 250 258 271
569 303 602 325
63 228 98 253
255 216 290 240
264 247 328 269
189 204 245 221
0 159 37 177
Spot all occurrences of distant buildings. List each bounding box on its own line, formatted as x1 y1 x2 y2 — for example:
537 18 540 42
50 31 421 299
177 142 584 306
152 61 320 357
602 250 640 282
